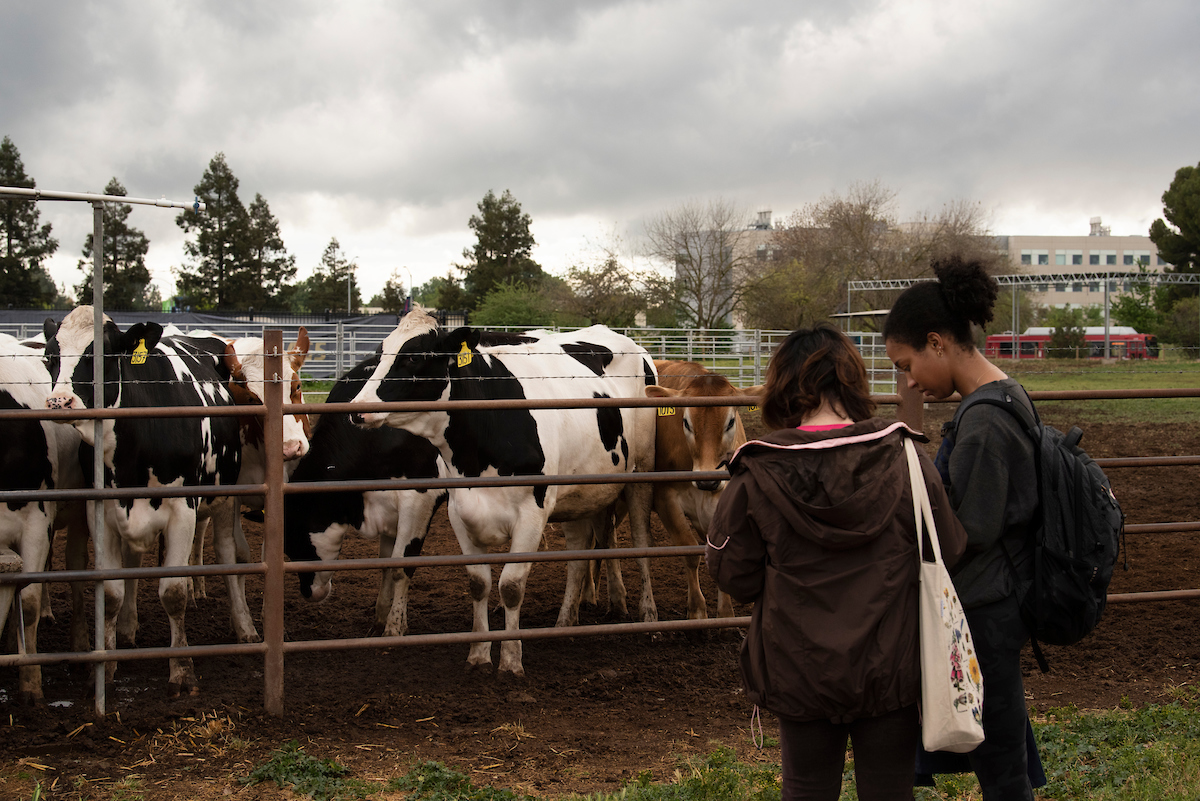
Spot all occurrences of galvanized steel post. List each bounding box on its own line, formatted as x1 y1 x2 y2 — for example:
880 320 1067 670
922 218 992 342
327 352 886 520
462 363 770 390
91 201 108 717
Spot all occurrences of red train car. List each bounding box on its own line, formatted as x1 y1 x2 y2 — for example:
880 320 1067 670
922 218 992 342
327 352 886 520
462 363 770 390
984 327 1159 359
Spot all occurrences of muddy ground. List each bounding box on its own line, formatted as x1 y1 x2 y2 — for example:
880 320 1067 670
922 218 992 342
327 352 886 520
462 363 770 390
1 405 1197 799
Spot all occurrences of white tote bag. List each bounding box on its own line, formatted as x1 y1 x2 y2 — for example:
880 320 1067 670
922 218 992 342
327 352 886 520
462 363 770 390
904 438 985 753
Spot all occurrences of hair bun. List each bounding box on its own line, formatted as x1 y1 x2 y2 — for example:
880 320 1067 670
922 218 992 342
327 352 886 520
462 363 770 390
933 255 999 328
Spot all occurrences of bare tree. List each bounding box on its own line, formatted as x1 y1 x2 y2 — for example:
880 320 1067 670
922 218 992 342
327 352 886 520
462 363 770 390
746 182 1004 327
642 198 761 329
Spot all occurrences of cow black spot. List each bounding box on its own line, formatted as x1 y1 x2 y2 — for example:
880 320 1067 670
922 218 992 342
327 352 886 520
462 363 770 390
563 342 614 376
593 392 624 458
643 357 656 386
0 389 54 511
444 344 547 492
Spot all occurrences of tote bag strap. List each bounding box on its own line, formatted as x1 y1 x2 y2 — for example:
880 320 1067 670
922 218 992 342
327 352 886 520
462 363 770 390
904 437 946 567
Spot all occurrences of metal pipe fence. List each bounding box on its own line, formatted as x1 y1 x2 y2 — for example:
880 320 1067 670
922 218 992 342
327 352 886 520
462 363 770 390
1 338 1198 716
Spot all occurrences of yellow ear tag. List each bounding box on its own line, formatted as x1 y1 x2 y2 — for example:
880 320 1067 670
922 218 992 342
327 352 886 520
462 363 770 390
131 339 148 365
456 341 473 368
747 405 760 412
657 406 676 417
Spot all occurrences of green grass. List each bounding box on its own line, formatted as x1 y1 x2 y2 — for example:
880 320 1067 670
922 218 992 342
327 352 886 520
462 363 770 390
238 696 1200 800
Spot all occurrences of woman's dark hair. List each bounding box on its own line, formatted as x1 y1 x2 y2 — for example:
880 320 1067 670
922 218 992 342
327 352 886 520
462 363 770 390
761 324 876 430
883 254 999 350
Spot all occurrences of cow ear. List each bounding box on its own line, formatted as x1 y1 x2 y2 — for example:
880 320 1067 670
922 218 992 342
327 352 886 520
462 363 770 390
743 384 765 398
43 317 59 341
445 327 481 354
645 385 681 399
289 327 310 370
102 320 123 354
224 341 247 384
120 322 163 354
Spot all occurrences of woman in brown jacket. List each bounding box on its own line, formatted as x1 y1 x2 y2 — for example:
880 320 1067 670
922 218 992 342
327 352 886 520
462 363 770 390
706 325 967 801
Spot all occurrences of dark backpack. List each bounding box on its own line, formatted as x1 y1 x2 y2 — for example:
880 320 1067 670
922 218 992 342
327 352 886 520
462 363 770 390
938 386 1125 672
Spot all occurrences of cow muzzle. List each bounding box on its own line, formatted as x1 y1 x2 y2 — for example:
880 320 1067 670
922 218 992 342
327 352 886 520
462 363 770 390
46 394 79 411
693 478 725 492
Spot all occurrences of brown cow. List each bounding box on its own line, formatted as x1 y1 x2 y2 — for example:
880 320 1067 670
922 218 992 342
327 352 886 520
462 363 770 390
644 360 751 621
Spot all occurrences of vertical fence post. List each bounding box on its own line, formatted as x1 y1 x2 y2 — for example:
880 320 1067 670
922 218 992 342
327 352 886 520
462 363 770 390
895 367 926 433
335 321 344 381
90 200 108 717
262 330 286 716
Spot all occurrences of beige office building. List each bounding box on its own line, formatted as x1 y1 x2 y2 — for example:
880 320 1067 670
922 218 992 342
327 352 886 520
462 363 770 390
999 217 1171 307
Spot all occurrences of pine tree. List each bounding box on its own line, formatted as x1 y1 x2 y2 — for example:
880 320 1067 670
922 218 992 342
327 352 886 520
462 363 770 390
74 178 153 309
301 238 361 313
458 189 544 308
175 152 249 309
231 193 296 310
0 136 59 307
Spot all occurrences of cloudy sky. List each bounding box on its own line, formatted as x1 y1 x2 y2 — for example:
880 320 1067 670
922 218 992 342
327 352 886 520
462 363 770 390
3 0 1198 301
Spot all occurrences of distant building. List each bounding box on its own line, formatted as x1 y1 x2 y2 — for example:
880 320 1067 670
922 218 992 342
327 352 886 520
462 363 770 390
998 217 1171 308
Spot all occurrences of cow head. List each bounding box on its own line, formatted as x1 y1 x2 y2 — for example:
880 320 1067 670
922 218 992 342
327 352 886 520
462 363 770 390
282 500 349 603
646 376 744 492
350 307 478 436
222 328 312 461
44 307 162 415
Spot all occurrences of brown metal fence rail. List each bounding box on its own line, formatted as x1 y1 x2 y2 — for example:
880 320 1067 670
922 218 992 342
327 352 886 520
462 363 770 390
1 331 1198 716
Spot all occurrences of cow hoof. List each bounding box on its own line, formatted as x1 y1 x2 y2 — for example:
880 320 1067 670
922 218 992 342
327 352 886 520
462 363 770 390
17 690 45 707
367 622 385 637
116 633 137 649
717 627 744 643
167 681 201 699
497 667 526 682
465 661 494 676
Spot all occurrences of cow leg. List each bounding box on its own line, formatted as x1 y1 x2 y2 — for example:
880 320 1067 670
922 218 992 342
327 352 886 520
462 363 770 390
624 481 658 623
596 510 628 618
211 498 259 643
556 519 593 628
380 490 436 638
190 510 211 603
65 513 91 656
655 489 707 620
372 533 397 637
450 504 494 672
115 540 141 649
38 530 55 625
159 504 199 698
15 512 53 703
496 519 546 678
92 504 125 688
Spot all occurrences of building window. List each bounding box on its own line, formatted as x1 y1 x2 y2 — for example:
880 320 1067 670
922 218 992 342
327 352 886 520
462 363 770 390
1055 253 1066 266
1021 253 1032 265
1073 254 1083 265
1106 254 1117 265
1089 254 1100 265
1039 254 1049 265
1124 254 1135 265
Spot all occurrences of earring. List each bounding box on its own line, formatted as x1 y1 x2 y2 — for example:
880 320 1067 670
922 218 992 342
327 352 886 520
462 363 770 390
937 347 944 357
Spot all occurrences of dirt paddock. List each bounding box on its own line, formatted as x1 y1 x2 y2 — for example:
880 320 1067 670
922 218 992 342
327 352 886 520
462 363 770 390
1 406 1198 799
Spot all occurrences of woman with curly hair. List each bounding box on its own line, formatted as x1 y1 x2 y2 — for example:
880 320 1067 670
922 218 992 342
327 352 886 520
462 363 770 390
884 255 1042 800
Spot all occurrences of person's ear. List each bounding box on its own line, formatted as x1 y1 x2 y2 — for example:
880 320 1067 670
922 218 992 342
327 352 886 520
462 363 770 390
926 332 946 357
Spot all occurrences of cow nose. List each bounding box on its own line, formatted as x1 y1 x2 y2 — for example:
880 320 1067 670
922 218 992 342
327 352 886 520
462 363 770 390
282 440 306 461
694 479 723 492
47 395 74 410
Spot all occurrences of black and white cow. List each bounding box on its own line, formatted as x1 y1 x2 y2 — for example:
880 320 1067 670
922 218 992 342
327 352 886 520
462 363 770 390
43 306 242 697
0 335 77 703
184 329 312 643
284 353 446 637
348 307 657 677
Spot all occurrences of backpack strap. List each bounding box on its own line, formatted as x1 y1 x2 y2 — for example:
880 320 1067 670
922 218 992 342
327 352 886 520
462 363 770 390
947 384 1054 672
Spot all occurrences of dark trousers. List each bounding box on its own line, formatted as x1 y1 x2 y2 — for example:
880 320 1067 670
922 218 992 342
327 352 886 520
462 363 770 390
777 704 919 801
965 595 1036 801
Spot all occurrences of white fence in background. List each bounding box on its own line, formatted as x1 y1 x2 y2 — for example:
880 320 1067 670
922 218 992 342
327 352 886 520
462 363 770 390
0 320 895 393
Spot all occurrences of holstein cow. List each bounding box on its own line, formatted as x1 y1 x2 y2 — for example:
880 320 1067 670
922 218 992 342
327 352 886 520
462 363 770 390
185 329 312 643
0 336 76 703
44 307 242 697
644 361 749 621
348 308 657 677
284 353 447 637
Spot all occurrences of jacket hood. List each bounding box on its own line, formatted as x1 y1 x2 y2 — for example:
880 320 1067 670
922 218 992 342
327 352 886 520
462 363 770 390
729 419 927 550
